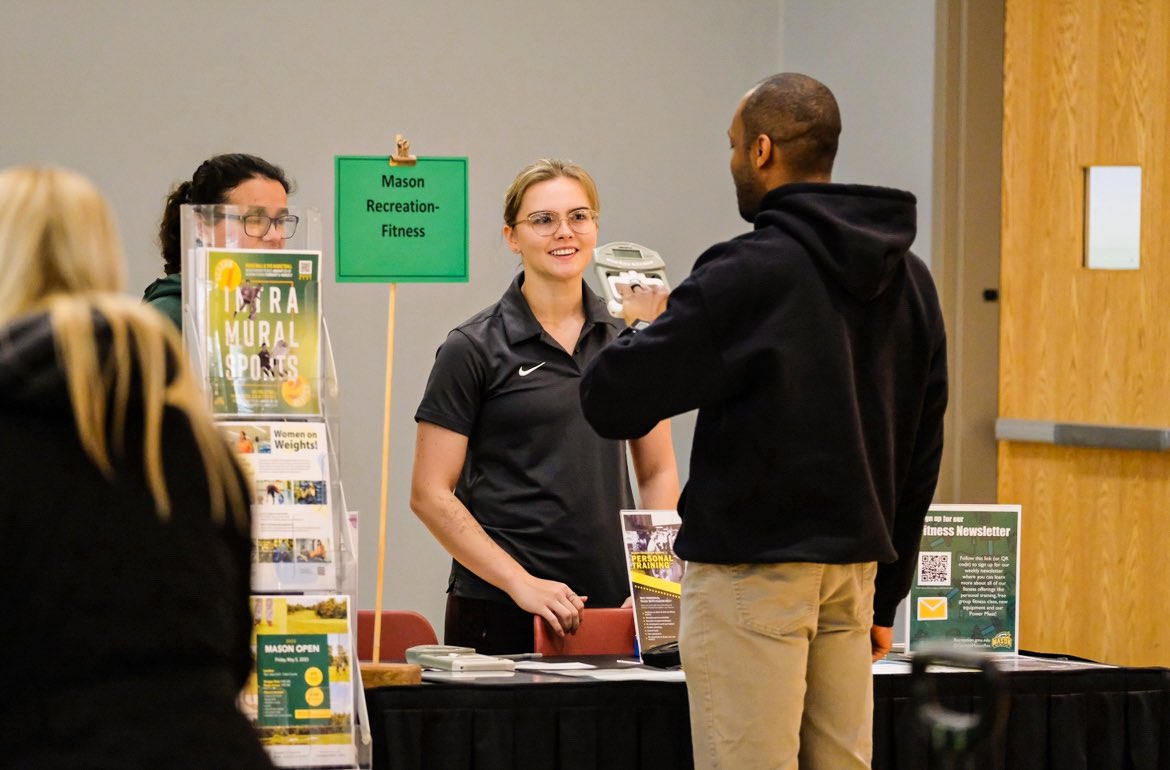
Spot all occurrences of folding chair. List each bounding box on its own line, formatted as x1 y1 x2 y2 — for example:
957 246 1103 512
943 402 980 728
533 607 636 656
356 609 439 661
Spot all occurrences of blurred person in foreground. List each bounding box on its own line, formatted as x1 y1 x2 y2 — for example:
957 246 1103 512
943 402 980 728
0 166 274 769
580 74 948 769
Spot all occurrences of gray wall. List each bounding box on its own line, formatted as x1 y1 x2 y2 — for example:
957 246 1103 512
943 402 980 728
781 0 938 267
2 1 937 637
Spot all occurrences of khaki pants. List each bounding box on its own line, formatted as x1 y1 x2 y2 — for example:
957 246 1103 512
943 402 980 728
679 561 877 770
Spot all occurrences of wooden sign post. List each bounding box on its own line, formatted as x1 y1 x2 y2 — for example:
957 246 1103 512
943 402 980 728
335 140 469 687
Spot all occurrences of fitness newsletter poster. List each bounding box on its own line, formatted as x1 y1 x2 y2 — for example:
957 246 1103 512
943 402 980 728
906 504 1021 654
203 248 321 417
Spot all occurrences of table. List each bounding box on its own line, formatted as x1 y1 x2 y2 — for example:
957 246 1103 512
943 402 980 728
364 658 1170 770
873 661 1170 769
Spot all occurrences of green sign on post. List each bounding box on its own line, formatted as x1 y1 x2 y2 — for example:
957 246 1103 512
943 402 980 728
334 155 468 283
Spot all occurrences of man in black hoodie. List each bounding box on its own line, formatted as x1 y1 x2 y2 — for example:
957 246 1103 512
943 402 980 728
580 73 947 769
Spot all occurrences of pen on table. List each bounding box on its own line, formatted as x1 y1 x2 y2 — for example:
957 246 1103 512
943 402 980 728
498 653 543 660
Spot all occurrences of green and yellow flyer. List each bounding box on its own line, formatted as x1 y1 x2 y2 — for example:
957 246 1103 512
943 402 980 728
204 248 321 416
244 595 355 768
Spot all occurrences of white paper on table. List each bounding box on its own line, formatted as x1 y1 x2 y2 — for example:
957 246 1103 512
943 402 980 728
514 661 597 671
551 667 687 682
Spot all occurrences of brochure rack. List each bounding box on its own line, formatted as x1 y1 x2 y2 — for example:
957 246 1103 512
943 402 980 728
179 205 368 769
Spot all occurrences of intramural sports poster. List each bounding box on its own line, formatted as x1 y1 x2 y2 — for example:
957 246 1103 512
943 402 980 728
242 595 356 768
621 509 685 655
906 504 1021 654
203 248 321 416
222 421 336 593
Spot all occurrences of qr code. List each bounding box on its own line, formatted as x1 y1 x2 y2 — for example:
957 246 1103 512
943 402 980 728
917 551 951 586
299 259 313 278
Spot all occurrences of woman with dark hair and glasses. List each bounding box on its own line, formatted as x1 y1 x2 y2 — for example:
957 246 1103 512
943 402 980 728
143 153 296 328
411 158 679 653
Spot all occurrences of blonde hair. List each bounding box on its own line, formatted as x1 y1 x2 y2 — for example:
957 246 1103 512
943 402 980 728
502 158 600 225
0 166 247 526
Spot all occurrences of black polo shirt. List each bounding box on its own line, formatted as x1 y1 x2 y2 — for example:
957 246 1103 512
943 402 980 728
415 272 635 607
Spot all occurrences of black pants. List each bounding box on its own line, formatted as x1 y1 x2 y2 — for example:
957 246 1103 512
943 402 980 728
444 594 534 654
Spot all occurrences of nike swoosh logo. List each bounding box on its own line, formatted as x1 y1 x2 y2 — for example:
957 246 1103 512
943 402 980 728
518 362 546 376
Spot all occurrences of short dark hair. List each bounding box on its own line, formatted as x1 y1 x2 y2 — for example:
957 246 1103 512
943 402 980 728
157 154 292 274
741 73 840 179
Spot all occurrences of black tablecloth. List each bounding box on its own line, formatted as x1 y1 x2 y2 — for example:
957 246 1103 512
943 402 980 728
873 666 1170 769
365 665 1170 770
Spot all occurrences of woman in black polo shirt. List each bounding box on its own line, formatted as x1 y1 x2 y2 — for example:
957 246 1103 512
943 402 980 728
412 159 680 654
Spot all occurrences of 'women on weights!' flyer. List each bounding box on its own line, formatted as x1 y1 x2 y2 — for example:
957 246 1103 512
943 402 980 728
221 420 335 593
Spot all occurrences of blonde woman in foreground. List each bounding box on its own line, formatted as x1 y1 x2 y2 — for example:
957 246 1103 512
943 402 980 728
0 167 274 769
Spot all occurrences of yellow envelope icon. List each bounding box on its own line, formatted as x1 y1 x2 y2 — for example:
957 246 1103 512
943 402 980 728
917 597 948 621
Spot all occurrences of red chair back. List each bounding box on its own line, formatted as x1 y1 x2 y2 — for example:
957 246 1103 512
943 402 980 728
356 609 438 661
533 607 636 656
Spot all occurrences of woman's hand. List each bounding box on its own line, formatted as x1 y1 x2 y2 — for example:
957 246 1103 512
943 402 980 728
509 576 587 637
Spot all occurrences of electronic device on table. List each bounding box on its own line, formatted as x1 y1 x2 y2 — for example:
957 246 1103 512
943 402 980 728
404 644 516 672
593 241 670 319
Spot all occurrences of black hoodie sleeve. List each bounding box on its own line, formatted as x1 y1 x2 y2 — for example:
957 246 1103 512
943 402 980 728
873 320 948 626
580 268 728 439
